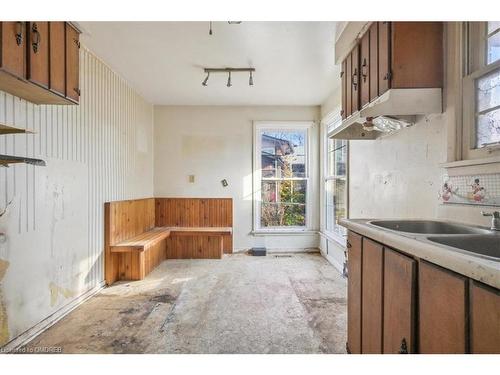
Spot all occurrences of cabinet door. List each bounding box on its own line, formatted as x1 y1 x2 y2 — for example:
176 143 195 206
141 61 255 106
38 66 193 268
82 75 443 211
369 22 379 102
27 22 49 88
345 53 352 117
360 31 370 108
0 21 26 78
65 23 80 103
351 45 360 113
419 261 467 353
378 21 391 96
361 239 383 354
470 281 500 354
347 231 362 354
49 22 66 97
341 59 346 119
383 248 416 353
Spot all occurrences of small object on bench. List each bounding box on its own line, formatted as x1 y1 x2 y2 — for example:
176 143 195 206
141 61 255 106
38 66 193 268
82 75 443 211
250 247 267 256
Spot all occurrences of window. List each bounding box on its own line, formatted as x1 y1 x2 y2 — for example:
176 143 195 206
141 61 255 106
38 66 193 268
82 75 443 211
253 122 311 231
323 113 347 241
463 22 500 159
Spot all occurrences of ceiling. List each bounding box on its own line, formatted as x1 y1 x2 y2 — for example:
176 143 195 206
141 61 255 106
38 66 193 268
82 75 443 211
79 22 339 106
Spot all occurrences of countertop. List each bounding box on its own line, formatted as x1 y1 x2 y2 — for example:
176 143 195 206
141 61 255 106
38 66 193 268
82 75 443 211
339 218 500 289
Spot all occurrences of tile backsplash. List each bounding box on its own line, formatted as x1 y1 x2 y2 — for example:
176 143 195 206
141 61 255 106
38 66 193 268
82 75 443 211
440 173 500 206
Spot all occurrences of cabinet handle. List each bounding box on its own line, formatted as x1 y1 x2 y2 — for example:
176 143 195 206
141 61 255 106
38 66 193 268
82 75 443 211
340 109 344 116
74 88 81 96
31 23 40 53
361 58 368 82
352 68 358 90
383 72 392 81
346 240 352 249
398 338 408 354
15 22 23 46
340 71 344 78
74 38 81 49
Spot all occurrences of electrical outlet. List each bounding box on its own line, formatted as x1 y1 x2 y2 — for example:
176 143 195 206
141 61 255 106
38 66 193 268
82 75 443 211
221 179 228 187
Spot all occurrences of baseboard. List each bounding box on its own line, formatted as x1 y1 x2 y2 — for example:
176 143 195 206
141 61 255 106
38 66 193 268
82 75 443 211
233 247 320 254
1 281 105 353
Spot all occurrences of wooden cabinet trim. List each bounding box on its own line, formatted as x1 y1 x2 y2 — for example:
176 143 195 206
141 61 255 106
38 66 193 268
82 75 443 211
347 231 363 353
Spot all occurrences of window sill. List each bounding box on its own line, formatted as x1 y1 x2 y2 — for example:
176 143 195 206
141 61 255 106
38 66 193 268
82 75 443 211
440 156 500 169
252 230 319 236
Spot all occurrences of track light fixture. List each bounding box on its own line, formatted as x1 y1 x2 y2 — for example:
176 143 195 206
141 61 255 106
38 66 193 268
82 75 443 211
201 68 256 88
202 72 210 86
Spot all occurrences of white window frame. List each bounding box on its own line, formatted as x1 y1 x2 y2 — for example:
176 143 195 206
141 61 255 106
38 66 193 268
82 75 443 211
321 110 348 245
462 22 500 161
252 121 313 233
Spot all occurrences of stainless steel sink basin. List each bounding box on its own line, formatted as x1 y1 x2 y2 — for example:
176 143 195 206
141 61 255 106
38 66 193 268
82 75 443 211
369 220 489 234
427 235 500 261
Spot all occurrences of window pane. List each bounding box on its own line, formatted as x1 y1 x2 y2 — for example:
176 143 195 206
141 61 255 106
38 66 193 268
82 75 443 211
327 139 347 177
488 22 500 35
476 68 500 112
325 178 347 236
261 130 306 178
487 31 500 65
476 107 500 147
261 180 306 227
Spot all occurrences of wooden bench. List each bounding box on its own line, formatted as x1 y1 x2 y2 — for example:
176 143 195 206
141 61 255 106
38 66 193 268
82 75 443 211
104 197 233 285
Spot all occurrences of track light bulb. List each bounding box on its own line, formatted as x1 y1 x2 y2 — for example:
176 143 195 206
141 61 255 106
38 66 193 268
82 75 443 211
249 71 253 86
227 71 232 87
202 72 210 86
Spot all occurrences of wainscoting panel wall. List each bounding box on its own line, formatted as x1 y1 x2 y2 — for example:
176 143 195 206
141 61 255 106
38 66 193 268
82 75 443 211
155 198 233 253
0 47 153 348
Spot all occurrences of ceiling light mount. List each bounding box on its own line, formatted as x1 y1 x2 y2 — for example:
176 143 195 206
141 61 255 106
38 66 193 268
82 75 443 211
201 68 256 87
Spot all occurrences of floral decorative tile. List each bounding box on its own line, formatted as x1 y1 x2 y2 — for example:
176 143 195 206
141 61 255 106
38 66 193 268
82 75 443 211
440 173 500 206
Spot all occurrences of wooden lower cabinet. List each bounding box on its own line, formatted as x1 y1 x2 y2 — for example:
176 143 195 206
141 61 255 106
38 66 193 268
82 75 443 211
361 239 384 353
419 261 468 353
347 231 362 354
383 249 416 353
470 281 500 353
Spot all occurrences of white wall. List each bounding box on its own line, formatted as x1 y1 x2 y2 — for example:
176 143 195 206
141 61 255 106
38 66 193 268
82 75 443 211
0 47 154 348
153 105 321 252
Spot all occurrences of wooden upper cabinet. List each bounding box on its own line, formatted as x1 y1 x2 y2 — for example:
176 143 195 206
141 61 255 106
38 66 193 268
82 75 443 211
360 30 370 108
27 22 49 88
0 22 26 78
350 45 360 113
419 261 468 354
49 22 66 97
345 53 352 118
383 249 416 354
361 239 383 354
470 281 500 354
369 22 379 102
341 60 346 119
391 22 443 89
347 231 362 354
378 21 391 96
65 23 80 103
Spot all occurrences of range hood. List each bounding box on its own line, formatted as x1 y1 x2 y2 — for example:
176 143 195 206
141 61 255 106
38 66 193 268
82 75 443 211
330 88 442 140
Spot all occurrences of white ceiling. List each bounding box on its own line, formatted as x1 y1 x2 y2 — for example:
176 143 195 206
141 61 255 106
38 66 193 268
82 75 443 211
79 22 339 106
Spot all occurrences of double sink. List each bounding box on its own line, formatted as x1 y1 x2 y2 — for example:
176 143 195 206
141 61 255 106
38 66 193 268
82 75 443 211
368 220 499 261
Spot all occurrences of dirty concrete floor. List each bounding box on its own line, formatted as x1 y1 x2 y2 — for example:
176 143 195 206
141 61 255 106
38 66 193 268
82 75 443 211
24 253 347 354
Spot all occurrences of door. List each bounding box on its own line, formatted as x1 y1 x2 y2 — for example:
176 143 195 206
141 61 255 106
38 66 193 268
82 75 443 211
378 21 391 96
419 261 468 353
383 248 416 353
347 231 362 354
0 22 26 78
351 45 360 113
341 59 346 119
470 281 500 353
369 22 379 102
360 31 370 108
65 23 80 103
345 53 352 117
27 22 49 88
49 22 66 97
361 238 383 354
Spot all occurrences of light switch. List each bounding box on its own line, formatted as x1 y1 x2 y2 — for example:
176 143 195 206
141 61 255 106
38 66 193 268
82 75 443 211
188 175 195 183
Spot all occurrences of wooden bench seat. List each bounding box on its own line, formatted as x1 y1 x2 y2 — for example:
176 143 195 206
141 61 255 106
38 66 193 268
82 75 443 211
110 227 171 253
